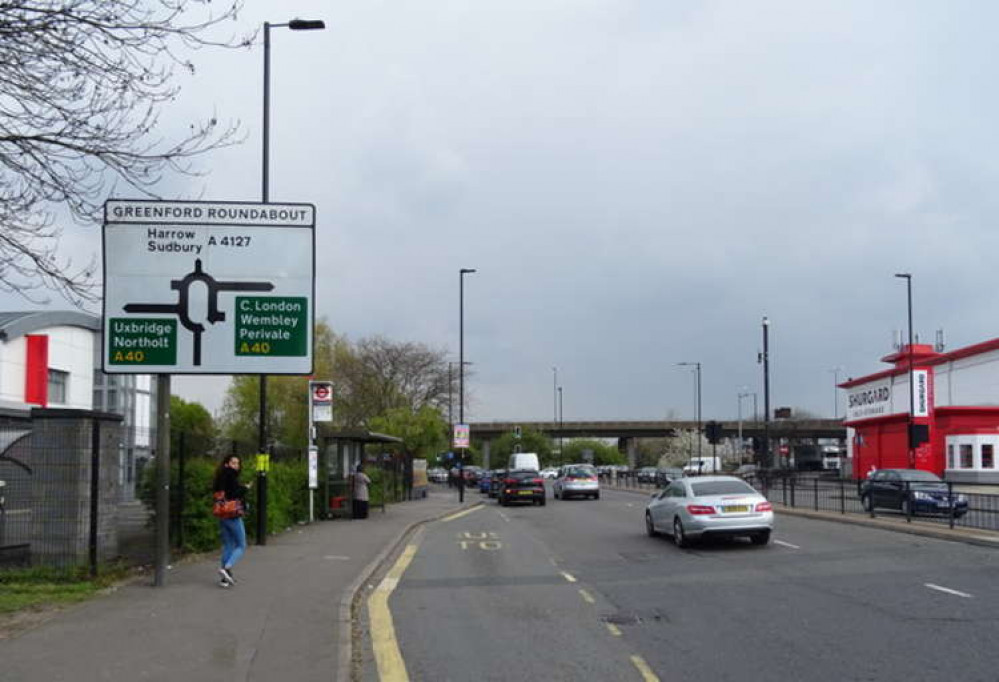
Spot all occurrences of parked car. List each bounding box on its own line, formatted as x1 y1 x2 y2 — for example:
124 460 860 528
859 469 968 518
682 457 722 475
489 469 506 498
645 475 774 547
554 464 600 500
428 467 449 483
540 468 559 480
655 467 684 487
478 470 494 494
498 470 546 506
636 467 659 484
462 466 482 487
734 464 759 481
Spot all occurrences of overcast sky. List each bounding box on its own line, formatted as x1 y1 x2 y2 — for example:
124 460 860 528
10 1 999 423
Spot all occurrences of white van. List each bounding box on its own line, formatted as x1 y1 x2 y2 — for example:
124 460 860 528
508 452 540 472
682 456 721 475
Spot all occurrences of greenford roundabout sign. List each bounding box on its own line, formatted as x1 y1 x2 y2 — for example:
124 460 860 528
102 199 315 374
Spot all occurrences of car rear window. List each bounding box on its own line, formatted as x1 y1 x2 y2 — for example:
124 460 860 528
508 471 540 480
690 480 755 496
565 466 594 477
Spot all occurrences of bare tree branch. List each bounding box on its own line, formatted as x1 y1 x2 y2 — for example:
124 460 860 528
0 0 253 305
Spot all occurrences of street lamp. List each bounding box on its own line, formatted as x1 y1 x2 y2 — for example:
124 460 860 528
737 389 756 459
829 366 844 419
760 317 771 469
558 384 564 465
458 268 476 502
258 17 325 546
677 362 702 468
895 273 915 467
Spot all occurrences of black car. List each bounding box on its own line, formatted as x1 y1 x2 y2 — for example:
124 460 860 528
655 467 684 487
636 467 659 484
498 471 546 507
859 469 968 518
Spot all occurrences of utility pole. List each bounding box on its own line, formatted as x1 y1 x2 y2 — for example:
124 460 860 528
761 317 771 470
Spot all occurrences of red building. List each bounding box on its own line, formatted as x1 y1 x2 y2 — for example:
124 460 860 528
841 340 999 484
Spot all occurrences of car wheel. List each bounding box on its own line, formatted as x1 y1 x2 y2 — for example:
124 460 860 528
593 492 600 500
499 497 507 507
539 497 546 507
673 517 688 548
861 495 873 512
750 530 771 546
645 512 657 537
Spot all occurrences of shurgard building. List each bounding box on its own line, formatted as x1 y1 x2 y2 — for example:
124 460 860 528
841 340 999 484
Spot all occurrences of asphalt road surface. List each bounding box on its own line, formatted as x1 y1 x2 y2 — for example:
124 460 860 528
378 487 999 681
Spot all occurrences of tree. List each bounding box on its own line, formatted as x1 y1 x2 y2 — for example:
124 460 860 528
561 439 625 466
368 406 448 462
0 1 249 304
488 427 553 467
170 394 214 455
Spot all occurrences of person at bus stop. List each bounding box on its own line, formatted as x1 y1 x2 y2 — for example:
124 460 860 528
213 455 249 588
353 462 371 519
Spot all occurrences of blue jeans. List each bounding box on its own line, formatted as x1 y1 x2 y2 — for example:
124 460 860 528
219 517 246 570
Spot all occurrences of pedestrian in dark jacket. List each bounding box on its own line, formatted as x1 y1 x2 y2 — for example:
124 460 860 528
213 455 249 588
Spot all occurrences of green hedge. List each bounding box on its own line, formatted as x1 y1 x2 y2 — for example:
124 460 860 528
141 456 310 553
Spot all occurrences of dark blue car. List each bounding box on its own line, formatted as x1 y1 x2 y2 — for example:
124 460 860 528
479 470 493 494
860 469 968 518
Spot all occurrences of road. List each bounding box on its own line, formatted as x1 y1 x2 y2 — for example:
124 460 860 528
370 487 999 681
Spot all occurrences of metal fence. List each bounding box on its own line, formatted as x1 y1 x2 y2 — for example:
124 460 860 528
605 470 999 534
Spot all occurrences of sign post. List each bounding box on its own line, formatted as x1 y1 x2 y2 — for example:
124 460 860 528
308 380 333 521
102 199 316 582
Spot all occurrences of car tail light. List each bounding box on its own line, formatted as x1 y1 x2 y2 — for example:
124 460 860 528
686 504 716 515
755 501 773 512
504 478 518 485
532 478 544 485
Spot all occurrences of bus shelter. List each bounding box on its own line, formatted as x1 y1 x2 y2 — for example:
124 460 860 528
321 430 401 519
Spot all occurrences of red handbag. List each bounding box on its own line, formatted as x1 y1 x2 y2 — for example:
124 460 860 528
212 491 243 519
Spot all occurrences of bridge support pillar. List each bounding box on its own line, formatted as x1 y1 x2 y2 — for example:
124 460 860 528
482 440 490 470
618 437 637 469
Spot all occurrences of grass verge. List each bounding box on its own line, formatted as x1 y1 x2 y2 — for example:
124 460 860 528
0 564 132 615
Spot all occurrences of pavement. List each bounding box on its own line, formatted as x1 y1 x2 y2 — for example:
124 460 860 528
0 487 477 682
605 482 999 547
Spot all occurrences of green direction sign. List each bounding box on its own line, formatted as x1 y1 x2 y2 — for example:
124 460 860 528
108 318 178 366
235 296 308 357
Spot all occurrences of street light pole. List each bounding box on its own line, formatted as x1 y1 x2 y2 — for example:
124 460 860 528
896 273 915 467
678 362 702 467
761 317 771 469
558 385 563 465
829 367 843 420
258 17 324 546
459 268 476 503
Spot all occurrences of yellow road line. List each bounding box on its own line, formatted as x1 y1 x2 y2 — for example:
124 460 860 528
631 655 660 682
368 544 419 682
578 588 595 604
606 623 622 637
561 571 577 583
440 505 483 523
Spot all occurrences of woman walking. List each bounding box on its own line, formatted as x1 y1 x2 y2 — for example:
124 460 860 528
213 455 249 588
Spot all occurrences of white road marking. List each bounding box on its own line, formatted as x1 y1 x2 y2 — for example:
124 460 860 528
323 555 351 561
578 588 596 604
773 540 800 550
561 571 577 583
971 535 999 543
925 583 973 599
626 503 635 508
606 623 622 637
631 655 661 682
498 511 511 522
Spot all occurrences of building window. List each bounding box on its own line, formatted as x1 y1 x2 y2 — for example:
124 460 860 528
984 444 995 470
948 445 955 469
960 444 974 469
48 369 69 404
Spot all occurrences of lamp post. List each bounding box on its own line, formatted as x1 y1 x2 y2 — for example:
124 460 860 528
829 366 844 419
760 317 771 469
737 390 754 460
558 385 563 465
258 17 325 546
895 273 915 468
458 268 476 502
677 362 702 469
552 366 558 459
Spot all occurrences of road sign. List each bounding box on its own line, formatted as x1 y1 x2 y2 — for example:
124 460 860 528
102 199 315 374
453 423 470 449
310 380 333 423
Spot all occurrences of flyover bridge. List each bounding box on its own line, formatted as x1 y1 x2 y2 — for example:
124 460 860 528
466 419 846 468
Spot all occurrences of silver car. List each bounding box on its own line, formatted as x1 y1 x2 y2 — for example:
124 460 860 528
645 475 773 547
553 464 600 500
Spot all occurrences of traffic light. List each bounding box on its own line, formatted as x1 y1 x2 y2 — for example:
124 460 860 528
705 421 723 444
